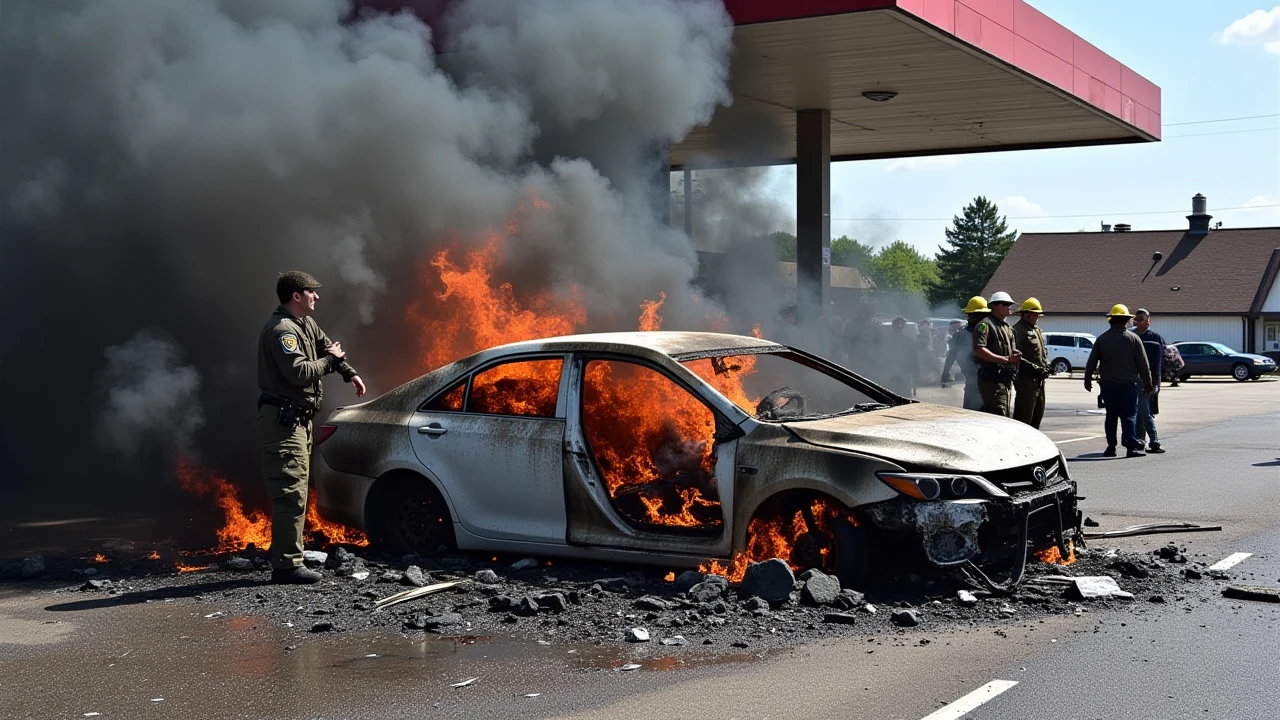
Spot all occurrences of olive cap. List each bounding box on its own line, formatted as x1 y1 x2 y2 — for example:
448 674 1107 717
278 271 322 300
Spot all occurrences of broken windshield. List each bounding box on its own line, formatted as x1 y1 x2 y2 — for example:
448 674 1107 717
681 351 891 422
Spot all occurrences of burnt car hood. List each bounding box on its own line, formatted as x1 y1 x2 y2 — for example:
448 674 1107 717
782 403 1060 473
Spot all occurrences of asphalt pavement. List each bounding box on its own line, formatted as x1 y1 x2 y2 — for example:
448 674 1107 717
2 377 1275 719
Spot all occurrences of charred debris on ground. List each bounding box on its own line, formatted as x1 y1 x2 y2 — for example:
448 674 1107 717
2 539 1239 650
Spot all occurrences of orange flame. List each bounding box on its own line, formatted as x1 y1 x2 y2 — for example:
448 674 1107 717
1033 540 1076 565
175 563 212 573
305 492 369 548
701 498 853 583
664 571 676 582
177 457 272 554
93 553 110 563
145 551 161 561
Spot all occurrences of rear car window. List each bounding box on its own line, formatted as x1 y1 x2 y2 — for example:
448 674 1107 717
469 358 562 418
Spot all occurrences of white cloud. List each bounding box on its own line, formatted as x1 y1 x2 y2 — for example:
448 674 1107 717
1241 194 1276 210
994 195 1045 216
884 155 961 172
1214 6 1280 54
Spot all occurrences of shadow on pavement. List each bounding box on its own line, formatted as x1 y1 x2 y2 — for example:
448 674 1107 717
1253 458 1280 467
44 578 261 613
1068 452 1116 462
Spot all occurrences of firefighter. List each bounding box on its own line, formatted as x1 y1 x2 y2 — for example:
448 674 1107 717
257 271 366 583
1012 297 1050 428
972 291 1021 416
941 296 991 410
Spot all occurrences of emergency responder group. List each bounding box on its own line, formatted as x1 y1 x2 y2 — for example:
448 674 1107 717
937 292 1166 458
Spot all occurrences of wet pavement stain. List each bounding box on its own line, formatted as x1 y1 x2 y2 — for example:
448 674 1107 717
1 593 766 719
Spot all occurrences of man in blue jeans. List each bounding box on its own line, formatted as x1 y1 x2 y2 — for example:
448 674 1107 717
1084 304 1154 458
1131 309 1166 453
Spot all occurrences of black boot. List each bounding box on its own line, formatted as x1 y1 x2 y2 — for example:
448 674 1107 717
1103 446 1117 457
1126 447 1146 458
1147 443 1165 453
272 566 322 584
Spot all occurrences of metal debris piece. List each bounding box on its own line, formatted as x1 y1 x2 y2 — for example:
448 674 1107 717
451 677 478 689
203 611 224 619
524 693 542 698
372 580 466 611
1083 522 1222 539
618 663 642 672
1222 585 1280 603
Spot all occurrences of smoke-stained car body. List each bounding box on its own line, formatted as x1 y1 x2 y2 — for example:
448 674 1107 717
313 332 1078 585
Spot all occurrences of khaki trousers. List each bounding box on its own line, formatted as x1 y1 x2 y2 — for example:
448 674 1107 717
978 380 1013 417
257 406 312 570
1013 379 1046 429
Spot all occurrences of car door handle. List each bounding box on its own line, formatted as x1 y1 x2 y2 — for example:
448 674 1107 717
417 424 447 437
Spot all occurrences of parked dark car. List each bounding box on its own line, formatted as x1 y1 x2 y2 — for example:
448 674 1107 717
1171 342 1277 382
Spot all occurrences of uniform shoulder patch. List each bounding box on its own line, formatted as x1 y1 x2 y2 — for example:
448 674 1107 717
279 333 301 355
977 322 989 337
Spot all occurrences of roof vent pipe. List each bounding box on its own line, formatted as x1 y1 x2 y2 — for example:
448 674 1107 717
1188 193 1212 235
1101 223 1112 232
1113 223 1131 233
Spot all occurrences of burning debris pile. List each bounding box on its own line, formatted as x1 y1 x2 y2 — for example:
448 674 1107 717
5 540 1224 651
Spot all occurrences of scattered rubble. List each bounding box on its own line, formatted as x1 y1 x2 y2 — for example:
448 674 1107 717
2 540 1218 652
1221 585 1280 603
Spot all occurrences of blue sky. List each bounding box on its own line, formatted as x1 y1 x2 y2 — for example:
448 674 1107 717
754 1 1280 256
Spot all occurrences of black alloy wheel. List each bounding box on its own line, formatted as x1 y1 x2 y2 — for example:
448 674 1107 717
383 480 454 554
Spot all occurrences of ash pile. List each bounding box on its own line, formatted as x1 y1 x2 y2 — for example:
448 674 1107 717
6 539 1221 650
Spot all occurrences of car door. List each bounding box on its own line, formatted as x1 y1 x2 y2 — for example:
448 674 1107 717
1204 345 1232 374
1075 336 1094 368
1178 344 1204 373
562 354 735 559
408 355 568 543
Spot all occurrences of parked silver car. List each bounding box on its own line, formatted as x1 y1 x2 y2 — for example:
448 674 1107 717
313 332 1078 586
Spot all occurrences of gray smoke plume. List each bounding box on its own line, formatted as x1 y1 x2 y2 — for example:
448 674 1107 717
95 330 205 457
0 0 737 528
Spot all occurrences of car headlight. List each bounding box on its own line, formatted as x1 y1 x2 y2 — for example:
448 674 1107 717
876 472 988 500
1253 358 1269 365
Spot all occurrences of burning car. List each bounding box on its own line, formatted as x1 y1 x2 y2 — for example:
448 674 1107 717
313 331 1078 587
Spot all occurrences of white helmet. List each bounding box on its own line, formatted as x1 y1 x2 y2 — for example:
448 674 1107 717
988 291 1014 305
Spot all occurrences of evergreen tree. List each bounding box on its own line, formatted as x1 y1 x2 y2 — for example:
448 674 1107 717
927 196 1017 308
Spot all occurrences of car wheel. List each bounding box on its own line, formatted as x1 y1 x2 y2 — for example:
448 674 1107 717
1231 364 1250 381
382 479 454 554
828 518 871 590
1051 358 1071 375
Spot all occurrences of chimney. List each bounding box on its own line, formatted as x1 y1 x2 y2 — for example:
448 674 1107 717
1113 223 1131 233
1187 193 1212 235
1101 222 1112 232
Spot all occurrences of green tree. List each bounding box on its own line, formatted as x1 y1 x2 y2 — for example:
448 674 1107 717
927 196 1017 308
770 231 797 261
866 240 939 294
830 235 873 269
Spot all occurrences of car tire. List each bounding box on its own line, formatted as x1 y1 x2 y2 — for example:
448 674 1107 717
1231 364 1250 382
829 518 871 590
1051 358 1071 375
382 478 455 554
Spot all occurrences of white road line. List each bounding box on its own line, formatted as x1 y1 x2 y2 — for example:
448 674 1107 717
920 680 1019 720
1054 435 1100 444
1208 552 1252 571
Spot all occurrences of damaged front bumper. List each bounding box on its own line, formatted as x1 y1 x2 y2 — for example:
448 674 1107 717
866 463 1079 586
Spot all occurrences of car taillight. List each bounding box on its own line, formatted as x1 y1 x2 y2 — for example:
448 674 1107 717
316 424 337 446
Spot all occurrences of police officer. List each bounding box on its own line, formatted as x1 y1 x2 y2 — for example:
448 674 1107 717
972 291 1021 416
941 296 991 410
258 271 366 584
1011 297 1050 428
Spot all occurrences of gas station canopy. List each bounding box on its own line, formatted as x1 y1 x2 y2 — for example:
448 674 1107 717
674 0 1161 166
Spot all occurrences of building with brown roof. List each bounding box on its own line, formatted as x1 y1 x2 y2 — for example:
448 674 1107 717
982 195 1280 355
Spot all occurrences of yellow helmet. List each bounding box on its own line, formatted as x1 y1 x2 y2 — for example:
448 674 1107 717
963 296 991 314
1019 297 1044 313
1107 303 1133 318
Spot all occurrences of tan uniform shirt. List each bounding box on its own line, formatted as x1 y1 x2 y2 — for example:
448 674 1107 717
257 306 357 411
973 315 1016 370
1012 319 1049 379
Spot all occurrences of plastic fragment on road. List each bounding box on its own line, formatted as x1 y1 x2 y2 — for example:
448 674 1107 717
373 580 467 611
1067 576 1134 600
618 663 642 671
203 611 224 619
451 677 478 688
1222 585 1280 603
524 693 542 698
1083 522 1221 539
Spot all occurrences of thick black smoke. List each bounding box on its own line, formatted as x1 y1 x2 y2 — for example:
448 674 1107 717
0 0 737 534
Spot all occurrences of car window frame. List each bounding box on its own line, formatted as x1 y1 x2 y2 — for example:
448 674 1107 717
417 352 570 420
1077 337 1094 349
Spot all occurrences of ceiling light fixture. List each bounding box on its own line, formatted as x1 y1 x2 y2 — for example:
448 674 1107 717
862 90 898 102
